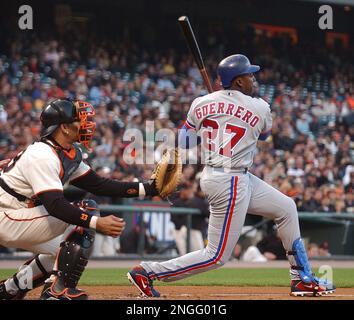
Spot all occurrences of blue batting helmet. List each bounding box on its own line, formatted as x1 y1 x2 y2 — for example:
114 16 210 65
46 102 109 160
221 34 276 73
217 54 260 89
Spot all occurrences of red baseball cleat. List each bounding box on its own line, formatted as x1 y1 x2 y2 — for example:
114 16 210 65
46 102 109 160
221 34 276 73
290 279 336 297
127 266 160 298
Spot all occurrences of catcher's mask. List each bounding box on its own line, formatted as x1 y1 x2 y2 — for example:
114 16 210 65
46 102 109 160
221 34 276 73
40 98 96 150
75 100 96 150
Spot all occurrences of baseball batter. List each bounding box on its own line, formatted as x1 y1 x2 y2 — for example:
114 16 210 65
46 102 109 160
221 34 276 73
128 54 336 297
0 98 159 300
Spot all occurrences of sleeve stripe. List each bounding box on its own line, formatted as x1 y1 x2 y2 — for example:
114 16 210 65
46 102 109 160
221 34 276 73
259 130 271 141
185 120 196 129
49 147 64 179
260 129 272 135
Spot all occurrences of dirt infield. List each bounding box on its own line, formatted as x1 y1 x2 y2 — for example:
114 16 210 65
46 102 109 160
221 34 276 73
26 286 354 300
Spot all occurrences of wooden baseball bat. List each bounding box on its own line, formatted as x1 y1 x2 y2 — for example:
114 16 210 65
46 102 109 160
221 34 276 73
178 16 213 93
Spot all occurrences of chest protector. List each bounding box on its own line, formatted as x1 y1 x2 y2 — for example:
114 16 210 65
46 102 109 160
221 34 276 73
43 140 82 185
0 140 83 207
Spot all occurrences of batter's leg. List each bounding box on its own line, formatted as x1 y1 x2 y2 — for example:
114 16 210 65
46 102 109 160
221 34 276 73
128 172 251 297
247 173 301 266
247 173 335 295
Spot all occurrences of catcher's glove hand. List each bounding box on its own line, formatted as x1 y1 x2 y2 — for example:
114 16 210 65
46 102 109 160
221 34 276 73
149 148 182 198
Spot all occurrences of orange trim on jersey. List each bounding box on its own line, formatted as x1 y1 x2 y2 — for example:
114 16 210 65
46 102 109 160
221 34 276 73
49 147 64 179
2 212 50 222
63 147 77 160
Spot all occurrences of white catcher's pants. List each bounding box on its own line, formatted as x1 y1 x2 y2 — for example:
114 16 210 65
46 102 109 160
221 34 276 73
0 188 74 271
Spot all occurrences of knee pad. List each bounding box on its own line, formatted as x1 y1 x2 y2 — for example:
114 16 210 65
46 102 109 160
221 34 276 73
11 254 52 296
57 199 100 288
287 238 314 283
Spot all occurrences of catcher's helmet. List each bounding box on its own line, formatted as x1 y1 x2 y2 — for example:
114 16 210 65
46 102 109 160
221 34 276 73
40 99 78 138
217 54 260 89
40 98 96 149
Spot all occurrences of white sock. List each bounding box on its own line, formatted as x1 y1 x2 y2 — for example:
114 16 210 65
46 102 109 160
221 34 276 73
290 268 301 281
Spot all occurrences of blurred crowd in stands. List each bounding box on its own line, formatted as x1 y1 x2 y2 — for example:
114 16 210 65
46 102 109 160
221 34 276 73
232 225 332 262
0 28 352 220
0 24 353 257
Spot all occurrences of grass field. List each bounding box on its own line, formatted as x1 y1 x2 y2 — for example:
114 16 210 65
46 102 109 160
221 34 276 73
1 268 354 287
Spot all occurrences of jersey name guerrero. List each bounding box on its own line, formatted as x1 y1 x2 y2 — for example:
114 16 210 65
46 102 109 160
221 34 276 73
186 90 272 169
194 101 261 128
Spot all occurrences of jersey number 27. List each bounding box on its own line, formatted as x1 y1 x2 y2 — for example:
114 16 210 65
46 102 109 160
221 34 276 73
202 118 246 157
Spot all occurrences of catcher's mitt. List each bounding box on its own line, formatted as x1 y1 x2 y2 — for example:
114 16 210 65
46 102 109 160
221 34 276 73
151 148 182 198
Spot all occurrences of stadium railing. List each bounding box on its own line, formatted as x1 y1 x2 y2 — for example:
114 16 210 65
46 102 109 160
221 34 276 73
99 206 354 258
100 204 201 257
